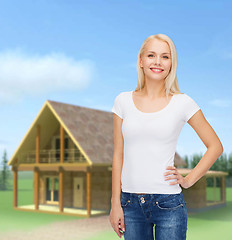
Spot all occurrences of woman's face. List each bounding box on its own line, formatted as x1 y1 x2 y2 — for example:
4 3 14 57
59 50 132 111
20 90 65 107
140 38 172 82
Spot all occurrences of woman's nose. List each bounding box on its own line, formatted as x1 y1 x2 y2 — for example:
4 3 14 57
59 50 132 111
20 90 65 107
154 56 161 64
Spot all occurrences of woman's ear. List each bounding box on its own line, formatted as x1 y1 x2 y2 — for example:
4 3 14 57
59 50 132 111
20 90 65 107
140 59 143 68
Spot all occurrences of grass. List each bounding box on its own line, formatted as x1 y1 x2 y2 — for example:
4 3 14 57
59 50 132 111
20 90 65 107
1 173 232 240
0 174 83 233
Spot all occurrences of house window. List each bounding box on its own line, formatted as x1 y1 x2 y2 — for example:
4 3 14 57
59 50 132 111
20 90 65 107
45 177 59 203
64 138 69 161
46 178 52 201
55 137 69 162
54 178 59 201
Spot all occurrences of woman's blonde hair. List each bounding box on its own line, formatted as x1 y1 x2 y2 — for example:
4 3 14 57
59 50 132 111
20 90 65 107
135 33 183 99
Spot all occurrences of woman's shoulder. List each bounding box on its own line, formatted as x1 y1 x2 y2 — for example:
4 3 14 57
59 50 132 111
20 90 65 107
113 91 131 107
172 92 192 105
174 92 199 107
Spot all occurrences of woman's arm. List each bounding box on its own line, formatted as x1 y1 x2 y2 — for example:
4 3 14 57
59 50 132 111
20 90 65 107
111 113 124 206
184 109 223 188
164 109 223 188
109 114 125 238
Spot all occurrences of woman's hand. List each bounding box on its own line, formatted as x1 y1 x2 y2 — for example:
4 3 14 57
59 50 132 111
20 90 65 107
109 203 125 238
163 166 190 189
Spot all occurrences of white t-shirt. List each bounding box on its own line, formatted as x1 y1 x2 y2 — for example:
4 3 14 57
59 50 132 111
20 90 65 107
111 90 201 194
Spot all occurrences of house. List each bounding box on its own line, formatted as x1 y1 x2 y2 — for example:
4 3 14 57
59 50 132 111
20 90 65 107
8 100 228 217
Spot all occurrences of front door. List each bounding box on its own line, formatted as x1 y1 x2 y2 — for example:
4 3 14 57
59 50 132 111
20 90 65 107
73 177 83 208
45 177 59 204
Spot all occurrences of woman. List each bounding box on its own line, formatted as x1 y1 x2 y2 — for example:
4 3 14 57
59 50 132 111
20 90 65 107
109 33 223 240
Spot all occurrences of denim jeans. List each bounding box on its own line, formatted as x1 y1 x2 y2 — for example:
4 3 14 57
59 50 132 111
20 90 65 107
120 191 188 240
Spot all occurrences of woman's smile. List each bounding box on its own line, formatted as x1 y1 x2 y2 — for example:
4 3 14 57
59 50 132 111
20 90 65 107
150 68 164 73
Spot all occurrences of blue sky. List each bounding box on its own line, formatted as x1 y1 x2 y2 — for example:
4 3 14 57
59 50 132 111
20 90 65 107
0 0 231 164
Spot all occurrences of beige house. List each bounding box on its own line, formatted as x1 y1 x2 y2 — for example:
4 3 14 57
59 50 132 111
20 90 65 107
8 100 228 217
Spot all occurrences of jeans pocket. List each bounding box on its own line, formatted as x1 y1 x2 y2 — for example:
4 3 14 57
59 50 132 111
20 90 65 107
121 194 132 207
155 194 184 210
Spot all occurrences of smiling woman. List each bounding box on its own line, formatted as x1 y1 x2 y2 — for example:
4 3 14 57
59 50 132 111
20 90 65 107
109 33 223 240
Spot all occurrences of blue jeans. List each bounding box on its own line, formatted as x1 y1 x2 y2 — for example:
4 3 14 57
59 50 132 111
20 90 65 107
120 191 188 240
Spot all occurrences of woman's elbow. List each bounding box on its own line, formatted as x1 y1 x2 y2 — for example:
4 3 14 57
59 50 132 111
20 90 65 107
209 140 223 156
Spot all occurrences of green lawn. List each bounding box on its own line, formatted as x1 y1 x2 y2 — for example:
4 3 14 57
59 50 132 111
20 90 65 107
1 174 232 240
0 175 82 233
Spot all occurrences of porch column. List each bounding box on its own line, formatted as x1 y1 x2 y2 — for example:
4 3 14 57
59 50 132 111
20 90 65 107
59 167 64 212
221 176 226 202
13 167 18 208
60 124 64 163
36 124 40 164
34 167 39 210
86 171 91 217
213 176 216 202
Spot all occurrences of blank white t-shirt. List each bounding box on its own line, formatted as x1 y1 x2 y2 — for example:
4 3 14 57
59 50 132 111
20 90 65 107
111 90 201 194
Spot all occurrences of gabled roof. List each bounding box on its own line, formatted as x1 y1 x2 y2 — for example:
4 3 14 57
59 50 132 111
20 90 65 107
47 100 114 165
8 99 114 166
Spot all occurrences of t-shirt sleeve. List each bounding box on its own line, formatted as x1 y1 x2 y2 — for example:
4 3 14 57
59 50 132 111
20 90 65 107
111 93 123 119
183 94 201 122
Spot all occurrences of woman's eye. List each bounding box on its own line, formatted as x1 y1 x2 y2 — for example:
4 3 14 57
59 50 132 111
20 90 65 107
148 54 169 58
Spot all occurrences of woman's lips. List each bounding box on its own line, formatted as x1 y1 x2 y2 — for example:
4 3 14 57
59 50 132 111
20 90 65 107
150 68 164 73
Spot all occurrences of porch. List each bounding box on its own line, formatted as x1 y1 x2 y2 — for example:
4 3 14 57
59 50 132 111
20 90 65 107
16 204 108 217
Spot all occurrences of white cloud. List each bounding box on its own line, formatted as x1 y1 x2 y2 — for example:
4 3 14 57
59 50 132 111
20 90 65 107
0 49 96 104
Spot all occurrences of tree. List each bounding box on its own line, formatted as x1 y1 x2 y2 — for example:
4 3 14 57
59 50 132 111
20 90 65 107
182 155 189 168
0 149 10 190
190 153 203 168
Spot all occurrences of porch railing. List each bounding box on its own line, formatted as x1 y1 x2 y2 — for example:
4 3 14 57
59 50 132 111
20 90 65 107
18 148 86 164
